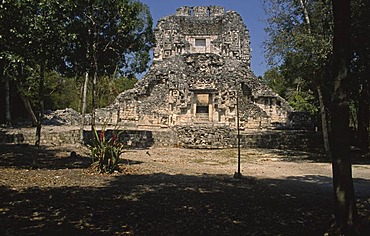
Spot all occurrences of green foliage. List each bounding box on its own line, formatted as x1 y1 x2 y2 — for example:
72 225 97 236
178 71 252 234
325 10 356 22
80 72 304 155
0 0 152 123
44 72 82 111
96 76 138 108
43 74 137 112
90 125 125 173
64 0 154 77
263 67 318 114
288 90 318 114
262 0 334 116
116 76 138 93
262 67 288 98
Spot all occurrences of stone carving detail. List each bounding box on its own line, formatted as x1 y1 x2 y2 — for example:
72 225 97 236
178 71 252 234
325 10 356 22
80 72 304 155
153 6 251 66
97 6 293 129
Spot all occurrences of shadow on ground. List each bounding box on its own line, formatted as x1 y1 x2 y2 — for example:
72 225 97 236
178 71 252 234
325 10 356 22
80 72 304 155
267 148 370 165
0 144 91 170
0 144 369 235
1 172 370 235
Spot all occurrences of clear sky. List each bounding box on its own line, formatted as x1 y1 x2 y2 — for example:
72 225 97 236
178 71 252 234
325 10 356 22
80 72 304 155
139 0 267 77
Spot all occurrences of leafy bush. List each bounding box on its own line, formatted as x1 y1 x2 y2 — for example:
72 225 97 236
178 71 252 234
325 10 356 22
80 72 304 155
90 126 124 173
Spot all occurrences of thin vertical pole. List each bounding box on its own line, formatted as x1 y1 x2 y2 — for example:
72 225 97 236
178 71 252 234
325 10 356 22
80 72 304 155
234 83 242 179
237 89 241 175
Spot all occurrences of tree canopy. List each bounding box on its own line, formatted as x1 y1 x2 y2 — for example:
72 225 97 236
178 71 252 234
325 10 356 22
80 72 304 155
0 0 153 125
262 0 369 153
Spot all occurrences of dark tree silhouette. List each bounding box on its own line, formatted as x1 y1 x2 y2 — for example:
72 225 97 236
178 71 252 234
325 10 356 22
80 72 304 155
331 0 359 233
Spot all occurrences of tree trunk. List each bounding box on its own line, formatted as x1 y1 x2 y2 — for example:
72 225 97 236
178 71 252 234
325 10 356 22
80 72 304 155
298 0 331 158
331 0 359 233
356 0 370 153
298 0 311 34
35 62 45 148
91 58 97 128
80 71 89 142
90 15 98 129
357 77 369 153
4 76 12 127
317 85 331 158
15 81 37 126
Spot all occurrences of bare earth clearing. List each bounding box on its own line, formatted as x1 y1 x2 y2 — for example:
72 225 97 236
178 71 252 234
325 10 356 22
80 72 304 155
0 143 369 235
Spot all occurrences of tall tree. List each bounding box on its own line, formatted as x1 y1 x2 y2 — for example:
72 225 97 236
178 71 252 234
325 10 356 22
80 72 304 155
64 0 153 134
263 0 333 157
21 0 69 147
297 0 331 158
351 0 370 153
331 0 359 233
0 1 29 125
263 0 367 232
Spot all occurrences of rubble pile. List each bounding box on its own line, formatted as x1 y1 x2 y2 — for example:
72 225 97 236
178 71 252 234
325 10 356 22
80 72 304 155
43 108 82 126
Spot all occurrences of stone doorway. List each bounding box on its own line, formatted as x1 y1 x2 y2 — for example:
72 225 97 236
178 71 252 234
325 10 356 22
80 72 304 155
195 93 211 122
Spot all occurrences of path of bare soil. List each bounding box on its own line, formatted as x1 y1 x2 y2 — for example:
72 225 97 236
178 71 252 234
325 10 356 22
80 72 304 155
0 143 369 235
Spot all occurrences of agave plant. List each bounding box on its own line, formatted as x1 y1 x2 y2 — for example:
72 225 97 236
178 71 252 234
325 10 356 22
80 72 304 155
90 125 124 173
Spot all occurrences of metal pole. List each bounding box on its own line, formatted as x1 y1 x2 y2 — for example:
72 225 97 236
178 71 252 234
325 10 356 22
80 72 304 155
234 83 242 179
237 91 241 174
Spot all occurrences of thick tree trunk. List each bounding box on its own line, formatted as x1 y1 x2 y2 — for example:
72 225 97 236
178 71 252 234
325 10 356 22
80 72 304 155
331 0 359 233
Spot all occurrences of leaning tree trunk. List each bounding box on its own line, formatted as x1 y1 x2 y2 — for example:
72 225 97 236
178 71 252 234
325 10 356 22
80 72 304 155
15 80 37 126
331 0 359 233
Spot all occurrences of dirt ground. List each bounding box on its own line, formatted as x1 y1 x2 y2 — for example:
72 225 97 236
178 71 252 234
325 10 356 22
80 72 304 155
0 143 369 235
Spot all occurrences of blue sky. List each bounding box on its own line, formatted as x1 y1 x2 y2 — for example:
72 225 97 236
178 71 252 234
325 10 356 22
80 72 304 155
139 0 267 77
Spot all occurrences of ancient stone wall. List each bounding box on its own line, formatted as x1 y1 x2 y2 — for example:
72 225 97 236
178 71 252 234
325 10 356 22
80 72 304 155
0 128 81 145
1 127 323 151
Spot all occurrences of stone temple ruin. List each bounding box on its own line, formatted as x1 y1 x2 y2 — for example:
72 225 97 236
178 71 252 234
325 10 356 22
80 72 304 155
97 6 292 130
2 6 323 150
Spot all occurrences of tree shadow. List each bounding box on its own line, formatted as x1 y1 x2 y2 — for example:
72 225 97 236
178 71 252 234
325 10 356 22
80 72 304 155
267 148 370 165
0 144 145 171
1 172 369 235
0 144 91 170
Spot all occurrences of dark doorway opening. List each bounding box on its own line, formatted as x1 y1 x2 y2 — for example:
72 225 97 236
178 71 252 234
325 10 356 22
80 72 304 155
196 106 209 114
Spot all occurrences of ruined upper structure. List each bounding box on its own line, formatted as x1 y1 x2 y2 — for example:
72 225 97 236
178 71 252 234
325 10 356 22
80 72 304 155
98 6 292 129
153 6 251 68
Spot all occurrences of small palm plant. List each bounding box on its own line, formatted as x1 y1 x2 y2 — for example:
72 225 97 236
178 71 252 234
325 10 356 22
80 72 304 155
90 126 124 173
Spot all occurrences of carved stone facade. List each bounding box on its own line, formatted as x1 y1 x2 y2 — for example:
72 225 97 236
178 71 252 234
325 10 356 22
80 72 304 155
99 6 292 129
153 6 251 67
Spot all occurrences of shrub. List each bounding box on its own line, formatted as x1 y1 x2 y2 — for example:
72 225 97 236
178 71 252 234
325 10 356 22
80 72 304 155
90 126 124 173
